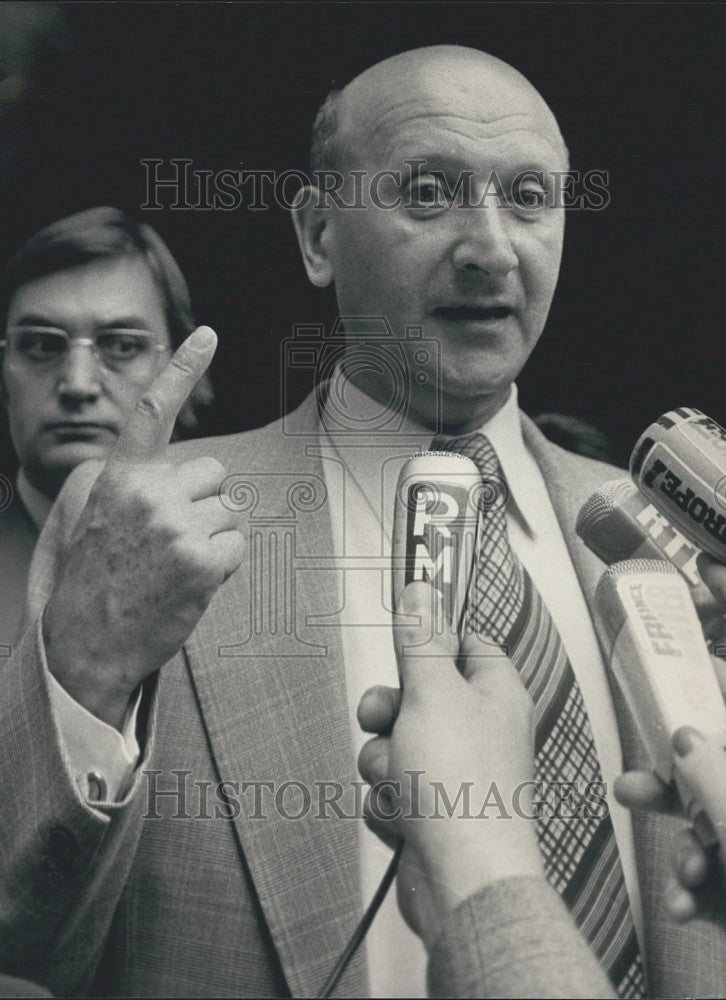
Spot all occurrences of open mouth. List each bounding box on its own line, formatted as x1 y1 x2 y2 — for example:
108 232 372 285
434 305 513 321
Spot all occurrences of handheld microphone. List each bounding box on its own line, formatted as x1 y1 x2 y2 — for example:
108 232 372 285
595 558 726 850
577 478 702 586
321 454 482 998
392 451 481 636
630 407 726 560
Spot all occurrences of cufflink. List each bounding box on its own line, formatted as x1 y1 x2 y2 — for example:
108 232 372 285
84 771 108 802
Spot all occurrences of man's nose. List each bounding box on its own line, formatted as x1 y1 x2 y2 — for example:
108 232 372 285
56 343 103 404
451 206 518 276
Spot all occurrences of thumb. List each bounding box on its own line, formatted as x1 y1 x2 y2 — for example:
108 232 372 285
111 326 216 461
394 582 457 691
458 624 522 697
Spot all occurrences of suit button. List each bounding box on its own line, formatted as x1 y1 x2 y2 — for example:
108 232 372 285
43 827 80 875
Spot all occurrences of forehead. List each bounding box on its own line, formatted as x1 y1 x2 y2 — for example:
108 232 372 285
6 255 166 327
339 58 566 172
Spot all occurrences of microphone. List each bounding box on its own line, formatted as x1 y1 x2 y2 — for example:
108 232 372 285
630 407 726 560
595 558 726 851
577 478 702 586
392 451 481 637
321 453 483 998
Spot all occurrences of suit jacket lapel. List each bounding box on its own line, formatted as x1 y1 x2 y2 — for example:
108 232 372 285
183 393 367 997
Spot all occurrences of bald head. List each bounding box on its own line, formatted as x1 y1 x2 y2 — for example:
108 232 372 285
295 43 569 433
310 45 567 174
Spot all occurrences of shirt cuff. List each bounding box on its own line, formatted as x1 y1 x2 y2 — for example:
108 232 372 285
46 660 142 804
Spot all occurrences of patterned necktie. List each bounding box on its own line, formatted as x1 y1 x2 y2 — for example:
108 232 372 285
432 432 645 999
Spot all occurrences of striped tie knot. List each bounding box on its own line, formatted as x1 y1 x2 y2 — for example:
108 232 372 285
430 432 510 515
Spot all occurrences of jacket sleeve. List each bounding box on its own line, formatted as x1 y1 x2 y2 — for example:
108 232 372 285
0 461 156 995
426 875 615 999
0 615 159 995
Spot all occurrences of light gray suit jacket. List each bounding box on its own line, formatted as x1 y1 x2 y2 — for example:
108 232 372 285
0 488 37 655
1 388 726 998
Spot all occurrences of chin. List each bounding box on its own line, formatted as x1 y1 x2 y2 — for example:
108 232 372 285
441 361 521 400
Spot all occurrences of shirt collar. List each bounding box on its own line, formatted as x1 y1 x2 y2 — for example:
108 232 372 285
16 469 53 530
475 384 543 538
319 368 542 539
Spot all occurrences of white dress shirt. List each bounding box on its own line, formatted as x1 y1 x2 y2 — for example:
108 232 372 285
47 373 643 994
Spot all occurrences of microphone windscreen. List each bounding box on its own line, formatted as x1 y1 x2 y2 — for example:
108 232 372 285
576 479 649 564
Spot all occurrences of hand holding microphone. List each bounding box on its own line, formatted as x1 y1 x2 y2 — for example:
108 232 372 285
356 451 540 949
357 580 540 951
611 550 726 925
580 409 726 925
595 558 726 852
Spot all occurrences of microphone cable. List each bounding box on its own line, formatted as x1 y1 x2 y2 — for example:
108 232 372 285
319 839 404 997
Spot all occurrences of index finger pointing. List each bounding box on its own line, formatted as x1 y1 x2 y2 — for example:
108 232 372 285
112 326 217 461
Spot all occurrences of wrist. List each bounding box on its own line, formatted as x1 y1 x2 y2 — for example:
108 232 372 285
42 605 136 731
423 821 544 915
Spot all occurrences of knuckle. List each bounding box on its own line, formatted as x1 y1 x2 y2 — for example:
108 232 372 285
222 509 239 531
397 624 430 650
203 457 226 478
185 455 225 479
169 354 197 379
134 391 166 421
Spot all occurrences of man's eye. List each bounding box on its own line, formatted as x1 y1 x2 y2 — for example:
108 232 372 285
18 332 65 360
98 332 147 360
511 182 547 211
408 176 446 210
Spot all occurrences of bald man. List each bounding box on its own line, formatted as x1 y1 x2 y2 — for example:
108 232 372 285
2 46 725 998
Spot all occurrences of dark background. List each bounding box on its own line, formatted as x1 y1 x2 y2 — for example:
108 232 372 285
0 1 723 473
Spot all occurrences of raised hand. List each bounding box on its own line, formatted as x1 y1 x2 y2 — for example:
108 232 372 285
42 327 244 729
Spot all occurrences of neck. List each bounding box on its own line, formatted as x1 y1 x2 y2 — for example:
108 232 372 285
17 468 56 531
22 467 61 503
435 386 512 435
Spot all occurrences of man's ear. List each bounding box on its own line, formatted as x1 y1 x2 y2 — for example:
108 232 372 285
291 186 334 288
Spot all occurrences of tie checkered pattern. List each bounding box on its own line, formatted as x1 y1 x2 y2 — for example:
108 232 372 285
432 431 645 999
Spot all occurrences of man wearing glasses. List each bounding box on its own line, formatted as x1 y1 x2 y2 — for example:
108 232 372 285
0 206 211 649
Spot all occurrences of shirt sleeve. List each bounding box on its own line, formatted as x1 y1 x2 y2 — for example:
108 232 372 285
44 647 142 804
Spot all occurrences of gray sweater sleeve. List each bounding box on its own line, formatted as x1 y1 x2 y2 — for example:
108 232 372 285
427 875 616 999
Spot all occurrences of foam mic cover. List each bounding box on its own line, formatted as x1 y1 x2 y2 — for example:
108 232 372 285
577 478 701 585
630 407 726 561
392 452 481 636
595 558 726 849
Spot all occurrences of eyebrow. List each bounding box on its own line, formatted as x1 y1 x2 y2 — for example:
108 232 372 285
10 313 155 330
391 145 566 177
